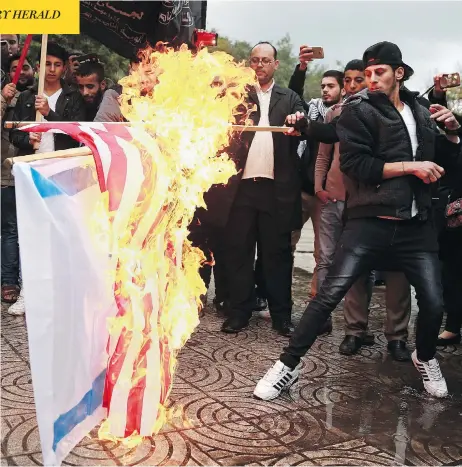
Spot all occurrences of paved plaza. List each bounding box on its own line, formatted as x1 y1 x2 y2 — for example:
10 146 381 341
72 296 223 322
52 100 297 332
1 226 461 465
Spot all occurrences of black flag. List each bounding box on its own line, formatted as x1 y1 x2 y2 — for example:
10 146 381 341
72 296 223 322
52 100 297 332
80 1 207 58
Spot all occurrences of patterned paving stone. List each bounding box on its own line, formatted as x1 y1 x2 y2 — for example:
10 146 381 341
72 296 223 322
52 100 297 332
1 225 461 465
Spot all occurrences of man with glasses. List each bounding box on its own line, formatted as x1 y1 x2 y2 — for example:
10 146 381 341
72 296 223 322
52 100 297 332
219 42 305 337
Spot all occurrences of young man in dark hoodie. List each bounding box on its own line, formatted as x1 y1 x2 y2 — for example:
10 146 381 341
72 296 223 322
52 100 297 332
255 42 461 400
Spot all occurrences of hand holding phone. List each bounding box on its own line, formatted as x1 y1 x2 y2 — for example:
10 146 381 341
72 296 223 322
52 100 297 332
434 72 460 98
440 72 460 90
311 47 324 59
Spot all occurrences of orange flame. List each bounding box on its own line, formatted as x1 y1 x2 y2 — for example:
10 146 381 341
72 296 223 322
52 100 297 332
97 44 256 442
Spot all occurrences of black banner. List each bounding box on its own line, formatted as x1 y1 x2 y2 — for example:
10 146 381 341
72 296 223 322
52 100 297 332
80 1 207 58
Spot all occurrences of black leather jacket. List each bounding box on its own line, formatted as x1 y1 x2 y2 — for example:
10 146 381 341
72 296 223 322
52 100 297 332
10 81 86 156
337 88 461 221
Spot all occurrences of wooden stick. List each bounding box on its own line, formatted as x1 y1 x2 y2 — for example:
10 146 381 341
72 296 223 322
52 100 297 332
35 34 48 122
5 147 93 168
4 121 292 165
4 122 290 133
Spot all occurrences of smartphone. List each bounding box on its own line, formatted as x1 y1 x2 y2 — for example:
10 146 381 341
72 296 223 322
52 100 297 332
311 47 324 59
440 72 460 89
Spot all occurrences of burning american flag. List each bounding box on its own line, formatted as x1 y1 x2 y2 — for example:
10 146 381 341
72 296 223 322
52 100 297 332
14 43 257 465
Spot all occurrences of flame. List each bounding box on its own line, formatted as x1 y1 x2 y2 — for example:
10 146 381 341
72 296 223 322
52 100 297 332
97 44 256 442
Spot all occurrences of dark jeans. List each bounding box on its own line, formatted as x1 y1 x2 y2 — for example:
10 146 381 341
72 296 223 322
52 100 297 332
1 186 20 286
281 218 443 366
440 229 462 334
225 179 293 323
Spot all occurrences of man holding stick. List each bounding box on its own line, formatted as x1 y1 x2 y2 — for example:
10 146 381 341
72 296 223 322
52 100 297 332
219 42 305 337
10 42 85 156
254 41 461 400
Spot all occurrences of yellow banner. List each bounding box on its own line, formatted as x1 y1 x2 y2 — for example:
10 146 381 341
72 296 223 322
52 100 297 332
0 0 80 34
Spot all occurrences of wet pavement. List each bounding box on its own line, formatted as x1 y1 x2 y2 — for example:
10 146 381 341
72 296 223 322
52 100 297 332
1 225 462 465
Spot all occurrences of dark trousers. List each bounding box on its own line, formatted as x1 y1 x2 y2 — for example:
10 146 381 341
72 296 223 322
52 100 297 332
1 186 20 286
188 219 228 303
225 178 292 322
255 241 267 299
440 229 462 334
281 218 443 367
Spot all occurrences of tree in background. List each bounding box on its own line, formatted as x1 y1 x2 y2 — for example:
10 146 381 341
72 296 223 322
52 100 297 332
22 34 129 86
22 33 343 101
212 32 330 100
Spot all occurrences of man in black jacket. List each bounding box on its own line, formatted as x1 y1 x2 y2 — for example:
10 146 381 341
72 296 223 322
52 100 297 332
218 42 305 337
254 41 461 400
10 42 86 155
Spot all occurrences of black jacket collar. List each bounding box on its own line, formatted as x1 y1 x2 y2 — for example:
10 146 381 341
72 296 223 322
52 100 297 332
248 83 287 113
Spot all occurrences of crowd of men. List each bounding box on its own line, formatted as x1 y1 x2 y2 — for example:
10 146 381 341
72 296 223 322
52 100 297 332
1 34 461 402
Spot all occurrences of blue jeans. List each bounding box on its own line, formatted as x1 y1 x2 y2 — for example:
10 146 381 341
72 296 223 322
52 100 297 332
1 186 20 286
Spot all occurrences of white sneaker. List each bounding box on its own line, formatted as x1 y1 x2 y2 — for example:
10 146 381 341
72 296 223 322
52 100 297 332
7 289 25 316
411 350 448 398
254 360 301 400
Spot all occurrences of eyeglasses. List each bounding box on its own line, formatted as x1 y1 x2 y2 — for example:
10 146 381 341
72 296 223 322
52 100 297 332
249 57 274 66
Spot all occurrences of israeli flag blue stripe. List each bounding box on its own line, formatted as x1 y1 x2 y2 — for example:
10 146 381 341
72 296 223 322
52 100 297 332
31 167 65 198
52 370 106 451
30 165 98 199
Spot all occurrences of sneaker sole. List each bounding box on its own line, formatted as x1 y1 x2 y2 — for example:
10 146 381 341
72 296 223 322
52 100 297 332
253 376 299 401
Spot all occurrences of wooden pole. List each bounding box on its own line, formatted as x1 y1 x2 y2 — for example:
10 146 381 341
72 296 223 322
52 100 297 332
4 147 93 168
35 34 48 122
4 122 291 133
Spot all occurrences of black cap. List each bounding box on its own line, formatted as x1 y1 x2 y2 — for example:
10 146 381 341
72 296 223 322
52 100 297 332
363 41 414 79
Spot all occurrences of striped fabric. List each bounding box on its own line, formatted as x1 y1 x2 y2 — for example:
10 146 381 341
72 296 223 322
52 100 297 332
20 122 171 437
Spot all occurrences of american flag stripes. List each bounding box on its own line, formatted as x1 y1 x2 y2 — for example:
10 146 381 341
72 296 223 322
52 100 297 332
20 122 174 437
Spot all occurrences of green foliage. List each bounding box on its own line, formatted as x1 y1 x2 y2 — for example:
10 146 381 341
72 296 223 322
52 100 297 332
273 34 297 88
20 32 345 101
20 34 129 86
211 32 333 100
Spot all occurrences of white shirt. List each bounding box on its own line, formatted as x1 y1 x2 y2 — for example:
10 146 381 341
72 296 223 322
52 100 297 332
242 80 275 180
400 103 418 217
37 88 63 154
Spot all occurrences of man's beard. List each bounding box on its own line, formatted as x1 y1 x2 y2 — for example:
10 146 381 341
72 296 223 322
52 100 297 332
16 77 35 91
322 96 340 107
85 90 103 110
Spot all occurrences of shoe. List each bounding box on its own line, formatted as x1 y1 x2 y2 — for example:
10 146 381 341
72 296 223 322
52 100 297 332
339 335 363 355
436 334 461 347
254 297 268 312
272 320 294 337
213 298 229 314
411 350 448 398
363 332 375 346
7 289 25 316
387 340 411 362
254 360 301 400
317 316 332 336
221 316 249 333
